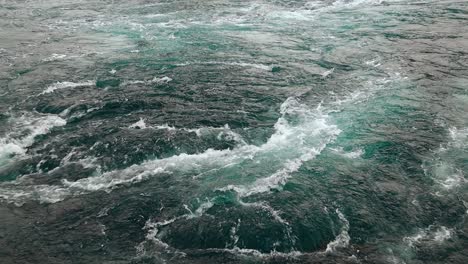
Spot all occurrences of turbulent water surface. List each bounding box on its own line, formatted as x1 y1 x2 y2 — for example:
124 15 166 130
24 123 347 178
1 0 468 263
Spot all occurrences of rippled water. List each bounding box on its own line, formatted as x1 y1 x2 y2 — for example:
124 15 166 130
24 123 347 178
0 0 467 263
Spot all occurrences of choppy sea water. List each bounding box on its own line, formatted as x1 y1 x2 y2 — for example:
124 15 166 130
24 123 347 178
0 0 467 263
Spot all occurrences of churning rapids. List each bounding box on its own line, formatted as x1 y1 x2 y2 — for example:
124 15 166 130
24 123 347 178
0 0 467 263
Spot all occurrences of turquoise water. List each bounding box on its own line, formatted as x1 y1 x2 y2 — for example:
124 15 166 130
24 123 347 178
0 0 467 263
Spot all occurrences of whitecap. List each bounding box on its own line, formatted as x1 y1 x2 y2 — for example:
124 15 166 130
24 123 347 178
39 81 95 95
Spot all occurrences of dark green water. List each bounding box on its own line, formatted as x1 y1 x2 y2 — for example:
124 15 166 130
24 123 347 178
0 0 467 263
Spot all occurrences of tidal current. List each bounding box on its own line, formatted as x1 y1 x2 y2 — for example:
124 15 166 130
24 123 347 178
0 0 467 263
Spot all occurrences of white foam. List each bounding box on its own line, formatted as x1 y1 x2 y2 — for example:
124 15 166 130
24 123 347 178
216 124 247 145
325 209 350 253
142 199 296 255
157 76 173 83
263 0 386 23
129 120 246 144
433 227 452 242
0 113 67 168
225 62 273 71
137 216 183 257
137 199 215 257
422 126 467 192
365 58 382 67
42 53 67 62
153 124 178 131
321 68 335 78
448 127 468 148
403 226 453 247
228 219 241 247
240 201 289 225
208 247 302 259
184 199 215 219
176 61 273 71
129 118 147 129
221 150 322 197
440 169 465 190
330 147 364 159
0 184 71 206
40 81 95 95
431 156 465 190
241 201 297 247
218 98 340 197
123 76 172 86
63 166 167 191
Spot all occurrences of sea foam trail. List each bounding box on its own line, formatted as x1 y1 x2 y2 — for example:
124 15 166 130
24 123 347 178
39 81 95 95
175 61 273 71
139 203 302 260
128 120 246 144
137 200 215 258
325 209 350 253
